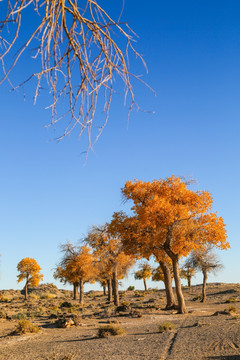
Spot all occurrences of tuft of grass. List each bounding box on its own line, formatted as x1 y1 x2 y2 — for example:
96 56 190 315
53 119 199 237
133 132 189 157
12 312 27 320
60 301 73 308
225 297 237 303
158 322 175 333
224 306 236 314
29 294 40 300
0 310 7 319
41 293 56 300
98 324 125 338
12 320 39 335
192 295 203 302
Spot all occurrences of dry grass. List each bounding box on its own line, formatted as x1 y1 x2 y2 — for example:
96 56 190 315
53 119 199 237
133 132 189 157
98 324 125 338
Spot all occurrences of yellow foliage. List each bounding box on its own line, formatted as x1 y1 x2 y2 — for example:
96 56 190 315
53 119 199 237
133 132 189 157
17 257 43 287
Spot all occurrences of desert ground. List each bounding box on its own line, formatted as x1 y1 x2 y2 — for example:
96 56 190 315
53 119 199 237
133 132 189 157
1 283 240 360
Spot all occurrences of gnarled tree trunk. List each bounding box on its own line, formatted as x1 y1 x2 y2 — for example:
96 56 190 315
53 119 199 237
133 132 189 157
73 282 79 300
24 282 28 300
160 261 176 309
103 283 107 296
171 255 187 313
187 276 191 289
143 278 148 291
79 278 84 306
107 278 112 302
112 264 119 306
201 270 207 303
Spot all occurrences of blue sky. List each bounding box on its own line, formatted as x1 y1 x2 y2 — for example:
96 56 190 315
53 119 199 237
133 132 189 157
0 0 240 291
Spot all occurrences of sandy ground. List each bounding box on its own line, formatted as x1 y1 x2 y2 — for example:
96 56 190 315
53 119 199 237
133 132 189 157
1 283 240 360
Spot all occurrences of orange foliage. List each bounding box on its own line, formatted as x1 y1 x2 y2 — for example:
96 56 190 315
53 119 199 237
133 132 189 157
121 176 229 258
17 257 43 287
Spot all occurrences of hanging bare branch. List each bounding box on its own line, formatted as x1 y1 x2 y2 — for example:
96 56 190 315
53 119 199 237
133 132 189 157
0 0 149 147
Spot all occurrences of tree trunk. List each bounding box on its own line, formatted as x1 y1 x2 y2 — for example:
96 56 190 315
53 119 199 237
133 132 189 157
24 282 28 300
79 278 84 306
187 276 191 289
143 278 148 291
112 265 119 306
103 283 107 296
171 255 187 313
73 282 79 300
107 278 112 302
160 261 176 309
201 271 207 303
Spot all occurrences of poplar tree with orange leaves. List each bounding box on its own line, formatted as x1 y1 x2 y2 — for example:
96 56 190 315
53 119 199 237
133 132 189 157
17 258 43 300
86 225 134 306
109 212 177 309
120 176 229 313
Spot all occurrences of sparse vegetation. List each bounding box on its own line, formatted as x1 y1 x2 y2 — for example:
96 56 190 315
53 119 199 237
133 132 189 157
12 320 39 335
98 324 126 338
158 322 175 333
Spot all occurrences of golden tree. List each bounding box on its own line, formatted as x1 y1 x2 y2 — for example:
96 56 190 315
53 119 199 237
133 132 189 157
17 257 43 300
180 258 197 289
108 212 177 309
121 176 229 313
134 262 152 291
65 245 96 305
0 0 147 146
86 224 134 306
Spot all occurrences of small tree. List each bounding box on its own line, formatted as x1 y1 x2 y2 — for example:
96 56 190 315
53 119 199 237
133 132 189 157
134 262 152 291
188 247 223 302
180 259 196 289
17 258 43 300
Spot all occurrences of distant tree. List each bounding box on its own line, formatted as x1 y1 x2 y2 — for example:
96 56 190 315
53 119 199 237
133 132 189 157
187 247 223 302
180 259 196 289
86 225 134 306
55 242 80 300
134 262 152 291
17 258 43 300
66 245 96 306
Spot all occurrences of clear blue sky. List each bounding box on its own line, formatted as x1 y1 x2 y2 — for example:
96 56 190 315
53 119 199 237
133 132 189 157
0 0 239 291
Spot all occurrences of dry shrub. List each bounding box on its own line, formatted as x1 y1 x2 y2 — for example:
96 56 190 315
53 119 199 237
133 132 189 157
98 324 125 338
0 310 7 319
225 297 237 303
158 322 175 333
29 294 40 300
12 320 39 335
224 306 236 314
41 293 56 300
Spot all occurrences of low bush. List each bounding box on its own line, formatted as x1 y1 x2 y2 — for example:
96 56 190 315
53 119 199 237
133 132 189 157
158 322 175 333
98 324 125 338
225 297 237 303
224 306 236 314
12 320 39 335
127 286 135 291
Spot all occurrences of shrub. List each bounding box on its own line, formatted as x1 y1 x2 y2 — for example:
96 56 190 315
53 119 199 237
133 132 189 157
158 322 175 333
192 295 203 301
60 301 73 308
29 294 40 300
225 297 237 303
41 293 56 300
224 306 236 314
12 312 27 320
0 310 7 319
12 320 39 335
98 324 125 338
127 286 135 291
